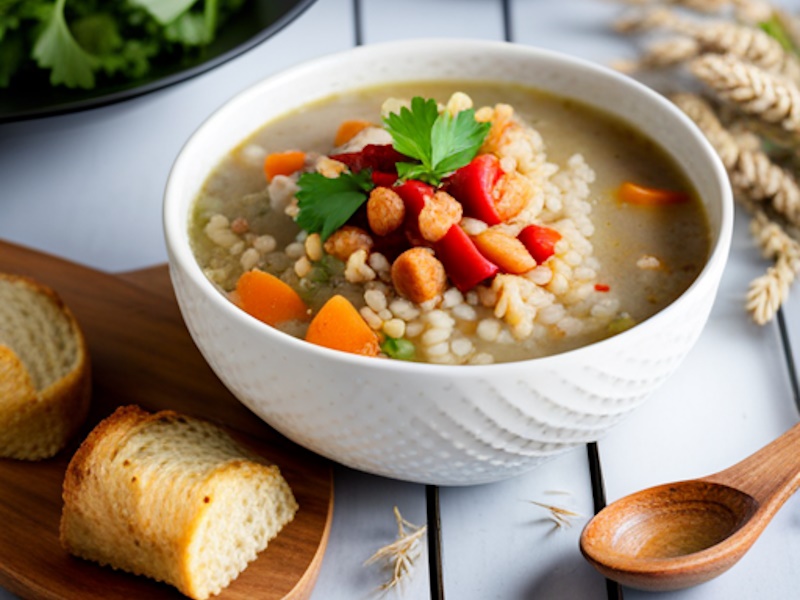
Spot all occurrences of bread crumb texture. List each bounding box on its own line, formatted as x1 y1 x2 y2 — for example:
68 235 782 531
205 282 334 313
60 405 299 600
0 274 91 459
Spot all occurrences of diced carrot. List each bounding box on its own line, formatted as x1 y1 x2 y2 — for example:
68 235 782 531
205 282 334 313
305 295 380 357
617 181 690 205
263 150 306 182
595 283 610 292
236 269 309 326
334 119 372 147
472 229 535 274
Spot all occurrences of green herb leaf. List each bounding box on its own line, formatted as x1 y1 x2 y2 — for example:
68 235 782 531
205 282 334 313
383 96 491 185
432 108 492 173
296 170 374 241
383 97 438 166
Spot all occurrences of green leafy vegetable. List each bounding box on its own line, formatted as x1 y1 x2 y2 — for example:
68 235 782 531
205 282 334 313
383 96 491 185
0 0 246 90
380 337 416 361
129 0 199 25
296 170 375 241
32 0 97 88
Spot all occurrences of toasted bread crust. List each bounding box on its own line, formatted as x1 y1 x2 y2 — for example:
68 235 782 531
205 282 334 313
61 405 298 600
0 274 91 460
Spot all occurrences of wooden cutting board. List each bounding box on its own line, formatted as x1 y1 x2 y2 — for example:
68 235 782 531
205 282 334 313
0 240 334 600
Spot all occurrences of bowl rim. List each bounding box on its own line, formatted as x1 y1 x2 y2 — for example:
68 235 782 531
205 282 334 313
163 37 734 374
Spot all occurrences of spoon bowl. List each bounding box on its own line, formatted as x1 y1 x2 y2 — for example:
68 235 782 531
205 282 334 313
580 422 800 591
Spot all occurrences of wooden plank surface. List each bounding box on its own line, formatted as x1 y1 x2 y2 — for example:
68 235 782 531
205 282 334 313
0 240 334 600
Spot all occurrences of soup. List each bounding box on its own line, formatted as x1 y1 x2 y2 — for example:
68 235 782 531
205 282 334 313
189 82 710 364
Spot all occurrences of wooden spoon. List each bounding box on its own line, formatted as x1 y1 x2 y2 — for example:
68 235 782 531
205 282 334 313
579 423 800 591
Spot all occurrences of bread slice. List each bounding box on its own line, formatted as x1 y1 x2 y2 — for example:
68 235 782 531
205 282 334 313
0 274 91 460
60 405 299 600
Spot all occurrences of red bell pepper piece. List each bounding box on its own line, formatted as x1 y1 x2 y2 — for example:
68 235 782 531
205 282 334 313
395 179 433 245
446 154 504 225
330 144 408 174
434 225 500 292
371 171 398 187
517 224 561 264
395 179 431 215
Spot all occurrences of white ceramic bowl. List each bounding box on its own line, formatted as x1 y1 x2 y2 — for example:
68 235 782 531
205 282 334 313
164 39 733 486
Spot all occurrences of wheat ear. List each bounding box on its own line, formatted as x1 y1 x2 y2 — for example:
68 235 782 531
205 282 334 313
616 7 800 81
671 93 800 227
745 211 800 324
690 53 800 134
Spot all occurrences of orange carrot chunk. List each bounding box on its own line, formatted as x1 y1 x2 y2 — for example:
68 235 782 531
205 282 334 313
334 119 372 147
236 269 309 326
305 295 380 357
617 181 690 205
263 150 306 182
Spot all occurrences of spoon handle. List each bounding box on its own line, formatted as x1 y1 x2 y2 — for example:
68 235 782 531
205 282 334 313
705 422 800 509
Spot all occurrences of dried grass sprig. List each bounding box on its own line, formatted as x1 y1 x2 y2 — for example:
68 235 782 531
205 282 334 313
364 506 427 592
690 53 800 134
530 499 582 529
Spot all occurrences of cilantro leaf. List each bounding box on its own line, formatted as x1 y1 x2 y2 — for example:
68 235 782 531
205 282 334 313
295 170 374 241
32 0 97 89
383 96 491 185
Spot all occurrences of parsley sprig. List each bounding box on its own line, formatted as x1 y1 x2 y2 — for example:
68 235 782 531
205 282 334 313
383 96 491 185
295 170 374 241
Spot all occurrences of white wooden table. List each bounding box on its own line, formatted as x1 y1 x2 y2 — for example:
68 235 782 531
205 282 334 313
2 1 799 599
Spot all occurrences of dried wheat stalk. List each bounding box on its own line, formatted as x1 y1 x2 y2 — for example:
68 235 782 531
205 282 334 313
746 211 800 324
615 0 770 18
672 93 800 321
690 53 800 134
616 9 800 81
776 9 800 52
671 92 800 227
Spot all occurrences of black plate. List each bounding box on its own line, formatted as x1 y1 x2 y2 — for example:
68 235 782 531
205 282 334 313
0 0 317 124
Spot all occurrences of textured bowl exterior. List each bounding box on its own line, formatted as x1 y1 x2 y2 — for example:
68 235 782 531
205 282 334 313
164 39 733 485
